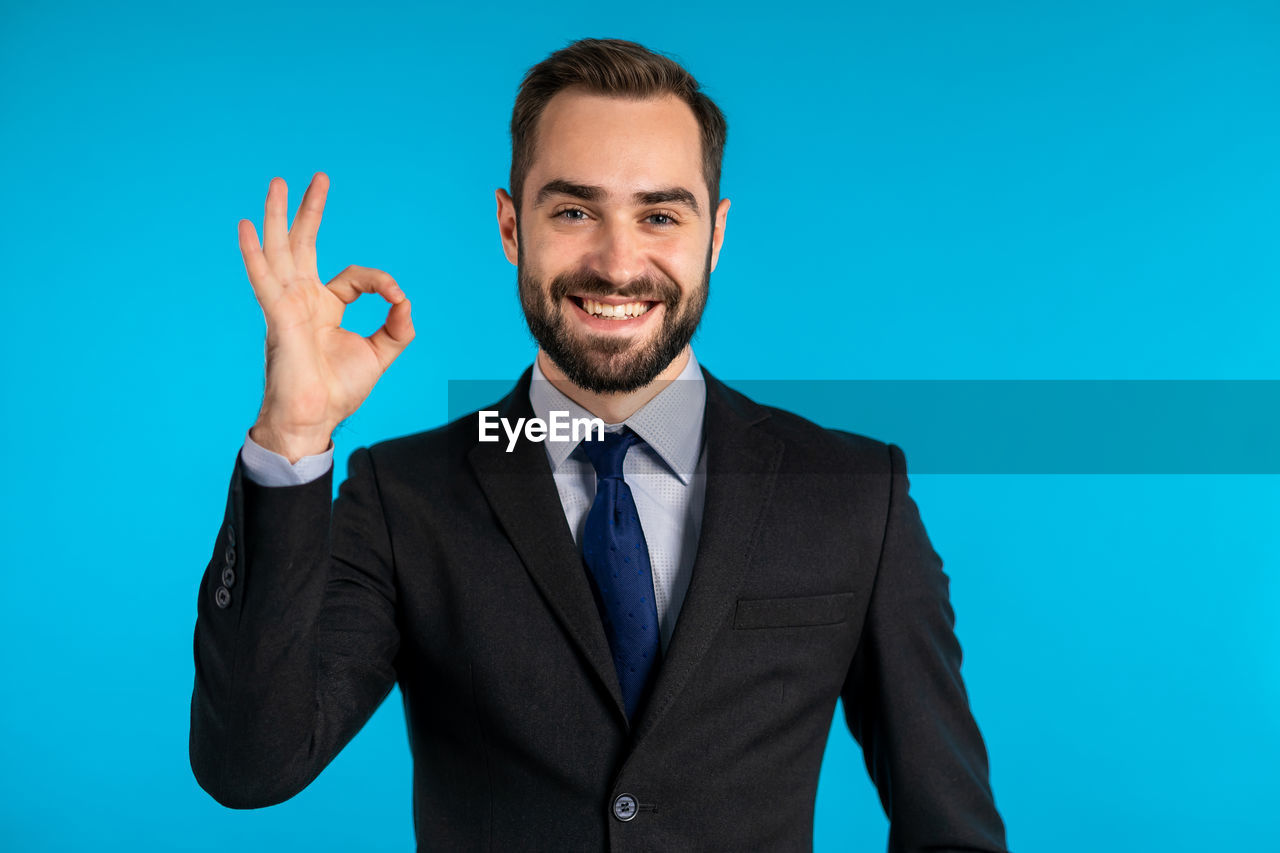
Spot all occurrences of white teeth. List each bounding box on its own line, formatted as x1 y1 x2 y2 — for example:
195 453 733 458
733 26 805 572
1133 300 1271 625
579 298 651 319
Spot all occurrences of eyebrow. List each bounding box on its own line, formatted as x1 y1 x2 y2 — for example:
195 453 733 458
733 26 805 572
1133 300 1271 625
533 179 702 216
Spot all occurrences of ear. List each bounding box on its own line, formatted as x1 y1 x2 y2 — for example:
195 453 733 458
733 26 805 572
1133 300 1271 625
709 197 731 273
496 188 519 266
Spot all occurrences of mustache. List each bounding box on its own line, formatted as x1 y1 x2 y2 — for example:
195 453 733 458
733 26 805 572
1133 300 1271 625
547 267 681 305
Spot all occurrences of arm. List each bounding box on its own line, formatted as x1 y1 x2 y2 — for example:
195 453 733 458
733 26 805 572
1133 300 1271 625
841 443 1008 852
189 172 413 807
189 444 397 808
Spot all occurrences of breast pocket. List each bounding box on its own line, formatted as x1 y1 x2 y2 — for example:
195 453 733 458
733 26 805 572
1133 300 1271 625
733 592 856 629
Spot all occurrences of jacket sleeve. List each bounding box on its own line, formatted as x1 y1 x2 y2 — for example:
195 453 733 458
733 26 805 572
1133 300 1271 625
841 443 1008 852
189 445 399 809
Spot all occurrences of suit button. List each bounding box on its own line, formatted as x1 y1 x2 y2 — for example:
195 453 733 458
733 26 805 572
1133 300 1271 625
221 566 236 588
215 586 232 609
612 793 637 822
225 524 236 546
225 545 236 567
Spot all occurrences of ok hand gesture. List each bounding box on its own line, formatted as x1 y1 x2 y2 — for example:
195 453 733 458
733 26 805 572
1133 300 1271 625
239 173 414 462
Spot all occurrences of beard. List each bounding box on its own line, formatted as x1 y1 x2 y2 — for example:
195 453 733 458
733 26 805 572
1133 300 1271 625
518 239 712 394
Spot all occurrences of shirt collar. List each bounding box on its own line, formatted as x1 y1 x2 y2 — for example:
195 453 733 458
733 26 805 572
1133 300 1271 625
529 349 706 484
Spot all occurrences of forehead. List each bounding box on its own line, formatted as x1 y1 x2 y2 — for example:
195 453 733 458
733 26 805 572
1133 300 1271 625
527 89 706 204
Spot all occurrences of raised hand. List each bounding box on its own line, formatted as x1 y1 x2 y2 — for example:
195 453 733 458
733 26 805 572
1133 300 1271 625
239 173 414 462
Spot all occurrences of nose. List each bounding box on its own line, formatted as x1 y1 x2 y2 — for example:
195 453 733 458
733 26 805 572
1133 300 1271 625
586 217 645 288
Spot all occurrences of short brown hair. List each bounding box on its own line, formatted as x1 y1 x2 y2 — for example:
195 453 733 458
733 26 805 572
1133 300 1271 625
508 38 728 217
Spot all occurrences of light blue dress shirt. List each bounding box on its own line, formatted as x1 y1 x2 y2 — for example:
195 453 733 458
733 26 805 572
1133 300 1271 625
239 350 709 653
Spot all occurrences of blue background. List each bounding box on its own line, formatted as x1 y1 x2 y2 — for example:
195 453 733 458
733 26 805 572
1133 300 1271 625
2 1 1277 849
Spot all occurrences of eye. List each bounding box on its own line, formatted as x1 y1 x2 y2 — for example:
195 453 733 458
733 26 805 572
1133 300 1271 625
646 210 680 227
554 206 589 221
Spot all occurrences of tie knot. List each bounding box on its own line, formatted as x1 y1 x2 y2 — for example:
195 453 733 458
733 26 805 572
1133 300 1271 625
580 426 640 480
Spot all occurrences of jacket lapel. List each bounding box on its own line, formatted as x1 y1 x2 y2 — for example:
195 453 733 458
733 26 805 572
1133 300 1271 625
631 367 784 743
465 364 785 738
467 367 628 725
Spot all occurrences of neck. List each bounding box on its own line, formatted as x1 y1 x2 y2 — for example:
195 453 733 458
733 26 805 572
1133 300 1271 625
537 347 691 424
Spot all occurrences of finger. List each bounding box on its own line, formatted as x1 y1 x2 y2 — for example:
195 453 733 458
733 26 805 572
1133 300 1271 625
262 177 296 281
367 298 415 370
289 172 329 279
325 265 405 306
238 219 281 303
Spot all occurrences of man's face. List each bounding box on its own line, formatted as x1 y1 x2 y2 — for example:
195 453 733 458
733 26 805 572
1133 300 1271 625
497 89 731 394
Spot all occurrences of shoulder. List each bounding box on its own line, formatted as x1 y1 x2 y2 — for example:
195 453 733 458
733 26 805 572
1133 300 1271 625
347 405 491 486
706 375 904 477
764 404 904 476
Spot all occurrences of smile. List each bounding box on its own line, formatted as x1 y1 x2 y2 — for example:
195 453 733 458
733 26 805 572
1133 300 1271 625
569 295 658 319
568 295 665 327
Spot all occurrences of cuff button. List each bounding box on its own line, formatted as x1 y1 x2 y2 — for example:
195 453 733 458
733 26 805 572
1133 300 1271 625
214 586 232 609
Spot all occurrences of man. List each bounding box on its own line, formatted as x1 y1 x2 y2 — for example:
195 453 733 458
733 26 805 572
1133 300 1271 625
190 38 1008 851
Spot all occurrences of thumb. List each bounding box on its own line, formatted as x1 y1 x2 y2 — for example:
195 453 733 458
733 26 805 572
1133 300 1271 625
367 298 414 370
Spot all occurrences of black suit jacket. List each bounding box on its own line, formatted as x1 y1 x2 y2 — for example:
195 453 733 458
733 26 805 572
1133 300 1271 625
190 365 1007 851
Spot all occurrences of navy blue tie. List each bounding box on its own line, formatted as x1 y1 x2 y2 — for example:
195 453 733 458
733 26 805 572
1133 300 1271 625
580 427 661 721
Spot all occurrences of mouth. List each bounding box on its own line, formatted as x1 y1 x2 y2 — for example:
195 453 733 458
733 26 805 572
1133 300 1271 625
566 294 663 331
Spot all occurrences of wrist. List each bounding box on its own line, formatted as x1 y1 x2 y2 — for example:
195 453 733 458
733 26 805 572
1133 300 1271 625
249 420 333 464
